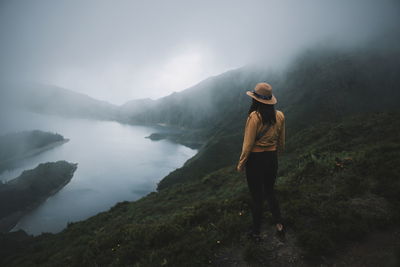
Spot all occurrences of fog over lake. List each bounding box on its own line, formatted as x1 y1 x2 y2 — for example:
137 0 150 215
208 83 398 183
0 110 197 235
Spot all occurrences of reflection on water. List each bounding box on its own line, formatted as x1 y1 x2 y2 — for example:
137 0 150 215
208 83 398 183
0 110 197 235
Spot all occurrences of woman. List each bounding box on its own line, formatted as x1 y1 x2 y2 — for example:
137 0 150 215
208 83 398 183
236 82 285 240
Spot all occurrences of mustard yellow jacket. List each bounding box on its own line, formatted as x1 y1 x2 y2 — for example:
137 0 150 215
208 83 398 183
237 110 285 171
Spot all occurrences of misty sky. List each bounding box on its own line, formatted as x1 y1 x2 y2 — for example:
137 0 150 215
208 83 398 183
0 0 399 105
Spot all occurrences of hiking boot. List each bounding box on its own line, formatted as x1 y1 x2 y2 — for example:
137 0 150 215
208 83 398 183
276 223 286 240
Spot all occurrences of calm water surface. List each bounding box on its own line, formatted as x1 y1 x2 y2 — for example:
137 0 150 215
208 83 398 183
0 110 197 235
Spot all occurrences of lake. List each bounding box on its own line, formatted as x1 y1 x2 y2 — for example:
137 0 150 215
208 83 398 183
0 110 197 235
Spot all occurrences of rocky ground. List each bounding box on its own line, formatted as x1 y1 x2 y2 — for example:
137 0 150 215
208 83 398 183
213 226 400 267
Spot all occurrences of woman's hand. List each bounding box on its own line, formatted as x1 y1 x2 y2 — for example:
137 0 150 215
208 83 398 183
236 165 244 172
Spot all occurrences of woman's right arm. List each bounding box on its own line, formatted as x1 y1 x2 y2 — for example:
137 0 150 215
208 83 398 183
237 113 258 172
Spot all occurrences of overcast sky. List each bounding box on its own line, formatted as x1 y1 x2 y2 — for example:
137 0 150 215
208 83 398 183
0 0 399 105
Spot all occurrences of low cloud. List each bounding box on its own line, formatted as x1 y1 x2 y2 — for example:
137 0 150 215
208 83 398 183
0 0 399 104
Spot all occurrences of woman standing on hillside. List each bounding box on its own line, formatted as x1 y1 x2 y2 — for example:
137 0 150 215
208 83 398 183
237 82 285 241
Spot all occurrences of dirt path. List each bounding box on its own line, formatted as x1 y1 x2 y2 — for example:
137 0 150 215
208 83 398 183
213 227 400 267
213 225 307 267
324 228 400 267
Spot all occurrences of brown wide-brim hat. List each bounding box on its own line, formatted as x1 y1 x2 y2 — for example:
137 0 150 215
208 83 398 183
246 82 277 105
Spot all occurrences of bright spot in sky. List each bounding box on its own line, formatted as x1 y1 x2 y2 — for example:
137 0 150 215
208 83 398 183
123 46 226 104
151 52 203 98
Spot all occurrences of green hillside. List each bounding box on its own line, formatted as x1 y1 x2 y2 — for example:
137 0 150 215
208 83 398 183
1 112 399 266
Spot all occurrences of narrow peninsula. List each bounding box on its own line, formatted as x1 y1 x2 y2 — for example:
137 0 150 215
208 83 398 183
0 160 78 232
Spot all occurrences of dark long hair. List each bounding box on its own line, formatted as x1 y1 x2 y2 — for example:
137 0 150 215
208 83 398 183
248 98 276 125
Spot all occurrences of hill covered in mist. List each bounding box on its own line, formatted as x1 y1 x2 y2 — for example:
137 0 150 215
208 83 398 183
0 82 123 121
0 130 68 174
125 39 400 133
2 37 398 139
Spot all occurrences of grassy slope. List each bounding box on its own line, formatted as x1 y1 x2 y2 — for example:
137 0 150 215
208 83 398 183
1 112 399 266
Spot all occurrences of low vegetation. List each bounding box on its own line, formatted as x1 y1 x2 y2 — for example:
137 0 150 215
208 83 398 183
1 112 399 266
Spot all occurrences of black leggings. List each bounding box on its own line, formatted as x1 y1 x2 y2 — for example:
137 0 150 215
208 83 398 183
245 150 282 233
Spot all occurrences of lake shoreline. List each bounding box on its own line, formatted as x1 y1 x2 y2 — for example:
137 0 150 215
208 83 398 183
0 114 198 236
134 123 206 149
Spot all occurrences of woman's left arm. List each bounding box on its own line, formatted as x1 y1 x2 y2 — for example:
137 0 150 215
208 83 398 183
278 113 285 155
